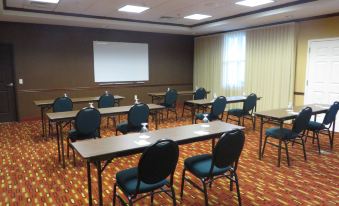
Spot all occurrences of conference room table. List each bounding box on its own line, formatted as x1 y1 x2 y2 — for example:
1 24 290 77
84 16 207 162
71 120 244 206
148 90 210 103
255 104 332 159
185 95 262 124
46 104 164 168
34 95 125 138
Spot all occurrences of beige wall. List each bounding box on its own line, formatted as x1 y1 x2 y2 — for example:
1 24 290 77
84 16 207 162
294 16 339 105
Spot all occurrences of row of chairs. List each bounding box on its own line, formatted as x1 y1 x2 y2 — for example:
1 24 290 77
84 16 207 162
262 101 339 167
194 94 257 130
50 101 246 205
113 129 245 206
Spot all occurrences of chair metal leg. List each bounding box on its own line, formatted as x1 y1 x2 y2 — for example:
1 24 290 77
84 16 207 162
150 191 154 205
73 147 76 167
284 141 290 166
171 185 177 206
301 138 307 161
113 183 117 206
202 181 209 206
278 139 282 167
234 172 242 206
180 169 186 199
328 129 333 149
226 113 229 122
261 136 269 158
316 132 321 154
67 138 70 158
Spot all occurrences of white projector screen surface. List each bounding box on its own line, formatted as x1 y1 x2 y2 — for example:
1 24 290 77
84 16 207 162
93 41 149 82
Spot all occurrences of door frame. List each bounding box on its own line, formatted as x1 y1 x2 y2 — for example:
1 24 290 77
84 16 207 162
304 37 339 104
0 43 18 122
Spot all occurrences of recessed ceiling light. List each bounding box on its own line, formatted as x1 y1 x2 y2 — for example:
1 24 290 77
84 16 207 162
118 5 150 13
236 0 274 7
29 0 59 3
184 14 211 20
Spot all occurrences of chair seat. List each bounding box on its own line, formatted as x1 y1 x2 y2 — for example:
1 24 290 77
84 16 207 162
228 109 247 117
116 121 140 134
196 113 218 121
308 121 325 131
68 129 98 142
265 127 299 139
184 154 231 178
116 167 168 195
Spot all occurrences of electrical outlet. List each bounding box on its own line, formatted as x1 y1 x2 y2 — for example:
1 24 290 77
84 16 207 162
19 79 23 85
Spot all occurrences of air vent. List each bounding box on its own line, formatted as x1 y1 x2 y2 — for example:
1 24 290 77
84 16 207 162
159 16 177 20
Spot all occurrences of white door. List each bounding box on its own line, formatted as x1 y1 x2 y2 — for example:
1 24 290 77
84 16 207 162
305 38 339 132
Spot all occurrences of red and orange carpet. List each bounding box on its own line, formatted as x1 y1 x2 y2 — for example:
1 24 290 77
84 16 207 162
0 114 338 205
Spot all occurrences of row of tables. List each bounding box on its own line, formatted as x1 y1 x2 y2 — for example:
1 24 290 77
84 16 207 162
33 91 336 206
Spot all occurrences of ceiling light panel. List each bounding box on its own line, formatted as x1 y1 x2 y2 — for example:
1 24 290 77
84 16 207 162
184 14 212 20
118 5 150 13
236 0 274 7
29 0 60 3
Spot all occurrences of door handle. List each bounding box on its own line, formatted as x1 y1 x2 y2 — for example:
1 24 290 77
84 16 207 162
6 83 14 87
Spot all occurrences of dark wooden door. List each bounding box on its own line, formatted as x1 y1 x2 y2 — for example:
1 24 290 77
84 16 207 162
0 44 17 122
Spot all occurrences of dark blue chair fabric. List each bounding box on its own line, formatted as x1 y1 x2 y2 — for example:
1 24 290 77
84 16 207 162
195 96 227 122
306 101 339 152
98 94 115 108
262 107 312 166
181 129 245 206
113 139 179 205
53 97 73 112
68 107 101 142
161 89 178 108
116 103 149 134
265 128 299 139
226 93 257 129
49 97 73 136
184 154 230 178
194 88 207 100
116 167 168 195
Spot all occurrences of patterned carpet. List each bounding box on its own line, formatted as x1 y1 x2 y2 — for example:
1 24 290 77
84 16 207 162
0 112 338 206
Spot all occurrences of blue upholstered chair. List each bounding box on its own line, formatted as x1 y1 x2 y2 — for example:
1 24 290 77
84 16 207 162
180 129 245 206
195 96 227 123
48 96 73 136
262 107 312 167
113 139 179 206
306 101 339 153
159 89 178 121
116 103 150 135
182 87 207 117
226 93 257 129
68 107 101 166
98 93 117 127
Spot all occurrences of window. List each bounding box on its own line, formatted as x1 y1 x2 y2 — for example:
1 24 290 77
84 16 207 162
222 32 246 89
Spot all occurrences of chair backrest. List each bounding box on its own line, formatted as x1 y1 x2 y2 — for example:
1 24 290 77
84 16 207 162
164 89 178 107
53 97 73 112
74 107 101 136
210 96 227 117
322 101 339 125
138 139 179 185
292 107 312 134
98 93 115 108
243 93 257 113
211 129 245 171
128 103 150 128
194 88 207 100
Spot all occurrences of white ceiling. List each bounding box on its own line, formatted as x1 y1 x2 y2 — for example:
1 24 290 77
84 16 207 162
1 0 339 35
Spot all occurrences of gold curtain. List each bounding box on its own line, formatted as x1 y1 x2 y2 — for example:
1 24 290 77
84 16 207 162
194 23 296 111
245 23 296 111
